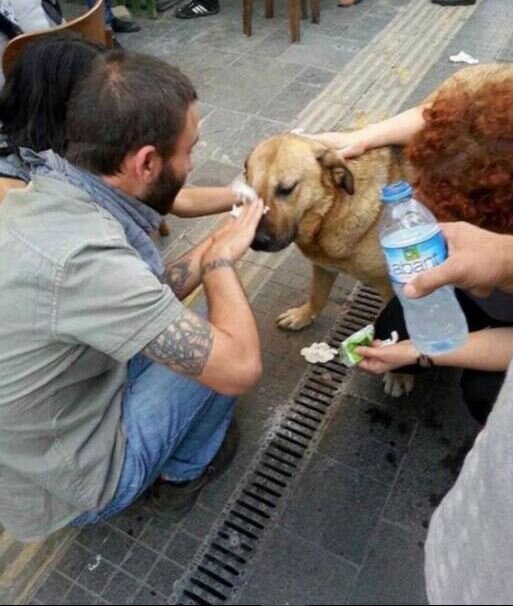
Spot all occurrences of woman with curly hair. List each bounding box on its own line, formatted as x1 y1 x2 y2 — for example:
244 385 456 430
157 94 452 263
306 64 513 425
409 79 513 234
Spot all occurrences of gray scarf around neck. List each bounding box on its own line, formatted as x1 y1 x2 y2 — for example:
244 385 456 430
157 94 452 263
22 148 165 278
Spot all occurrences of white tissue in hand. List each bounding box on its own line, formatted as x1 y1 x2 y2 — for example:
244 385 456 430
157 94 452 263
380 330 399 347
230 203 270 218
230 204 243 218
231 176 258 203
301 342 338 364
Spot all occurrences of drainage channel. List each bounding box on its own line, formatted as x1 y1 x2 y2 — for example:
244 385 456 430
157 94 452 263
173 285 383 605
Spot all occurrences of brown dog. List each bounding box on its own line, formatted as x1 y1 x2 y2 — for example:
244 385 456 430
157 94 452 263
249 137 403 329
248 64 513 332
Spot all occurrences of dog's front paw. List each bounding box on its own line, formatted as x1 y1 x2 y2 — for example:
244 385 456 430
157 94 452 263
383 372 414 398
276 304 315 331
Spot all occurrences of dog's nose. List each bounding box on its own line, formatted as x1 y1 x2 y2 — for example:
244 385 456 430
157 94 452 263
251 232 272 251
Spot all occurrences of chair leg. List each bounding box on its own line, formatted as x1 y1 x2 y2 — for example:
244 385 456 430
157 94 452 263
243 0 253 36
301 0 308 20
289 0 300 42
159 220 170 237
265 0 273 19
310 0 320 23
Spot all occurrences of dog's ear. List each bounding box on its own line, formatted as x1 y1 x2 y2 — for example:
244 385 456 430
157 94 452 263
315 147 355 195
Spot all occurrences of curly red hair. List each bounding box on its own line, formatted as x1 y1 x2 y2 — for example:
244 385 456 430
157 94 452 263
407 79 513 234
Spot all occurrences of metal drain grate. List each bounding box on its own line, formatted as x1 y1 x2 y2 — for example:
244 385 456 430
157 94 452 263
174 285 383 605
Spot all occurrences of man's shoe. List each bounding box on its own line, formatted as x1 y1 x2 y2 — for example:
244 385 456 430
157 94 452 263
431 0 475 5
149 420 240 522
111 17 142 33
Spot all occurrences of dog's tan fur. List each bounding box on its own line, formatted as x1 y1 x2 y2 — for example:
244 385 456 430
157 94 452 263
247 64 513 331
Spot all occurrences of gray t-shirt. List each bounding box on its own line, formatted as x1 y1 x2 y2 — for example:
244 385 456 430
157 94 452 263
425 363 513 604
0 176 180 542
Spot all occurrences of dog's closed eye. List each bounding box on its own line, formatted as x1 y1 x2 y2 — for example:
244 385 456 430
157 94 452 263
275 182 298 197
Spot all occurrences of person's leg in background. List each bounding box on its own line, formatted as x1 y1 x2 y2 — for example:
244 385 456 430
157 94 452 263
85 0 141 33
376 289 509 423
455 291 510 424
72 353 237 527
460 369 505 427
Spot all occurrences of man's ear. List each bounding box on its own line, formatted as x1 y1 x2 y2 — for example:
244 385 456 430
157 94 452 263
314 146 355 195
133 145 162 185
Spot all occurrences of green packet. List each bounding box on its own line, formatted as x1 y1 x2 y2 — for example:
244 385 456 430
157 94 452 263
339 324 375 367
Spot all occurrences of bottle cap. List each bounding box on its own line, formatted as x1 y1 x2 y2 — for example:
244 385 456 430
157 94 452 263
381 181 412 204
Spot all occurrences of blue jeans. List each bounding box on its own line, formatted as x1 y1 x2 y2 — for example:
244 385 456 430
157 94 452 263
72 354 235 525
86 0 114 26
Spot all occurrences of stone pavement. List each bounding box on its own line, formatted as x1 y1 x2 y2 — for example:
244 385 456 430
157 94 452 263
2 0 511 604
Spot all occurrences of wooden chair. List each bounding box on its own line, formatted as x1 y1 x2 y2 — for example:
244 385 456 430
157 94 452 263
2 0 113 77
243 0 320 43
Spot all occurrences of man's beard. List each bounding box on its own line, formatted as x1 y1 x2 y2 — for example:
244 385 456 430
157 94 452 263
142 163 186 215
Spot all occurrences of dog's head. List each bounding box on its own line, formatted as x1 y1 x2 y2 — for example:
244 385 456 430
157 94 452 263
247 134 355 252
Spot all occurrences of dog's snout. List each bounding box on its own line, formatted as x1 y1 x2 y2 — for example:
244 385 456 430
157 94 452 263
251 231 273 251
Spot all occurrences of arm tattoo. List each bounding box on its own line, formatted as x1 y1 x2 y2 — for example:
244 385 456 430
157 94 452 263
200 258 234 279
144 308 213 376
165 256 193 298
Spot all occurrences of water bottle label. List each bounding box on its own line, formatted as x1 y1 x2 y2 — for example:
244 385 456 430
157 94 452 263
383 230 447 284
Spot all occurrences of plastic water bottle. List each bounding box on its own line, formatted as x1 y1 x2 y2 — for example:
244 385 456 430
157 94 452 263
379 181 468 355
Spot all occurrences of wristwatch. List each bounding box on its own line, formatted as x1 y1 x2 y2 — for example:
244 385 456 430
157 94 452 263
417 353 435 368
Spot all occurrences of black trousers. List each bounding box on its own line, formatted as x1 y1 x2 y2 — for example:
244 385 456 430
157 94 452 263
375 290 509 424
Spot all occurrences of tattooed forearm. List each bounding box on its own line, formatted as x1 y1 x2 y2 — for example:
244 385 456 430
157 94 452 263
200 258 234 279
144 308 213 376
165 255 193 299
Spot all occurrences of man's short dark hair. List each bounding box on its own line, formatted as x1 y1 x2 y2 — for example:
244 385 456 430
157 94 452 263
65 51 198 175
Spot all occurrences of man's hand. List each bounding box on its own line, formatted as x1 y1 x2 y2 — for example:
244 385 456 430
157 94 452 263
164 198 263 299
145 198 265 395
404 222 513 299
202 197 264 268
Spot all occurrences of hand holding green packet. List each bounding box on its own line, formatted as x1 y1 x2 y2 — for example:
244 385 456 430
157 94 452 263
339 324 375 367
